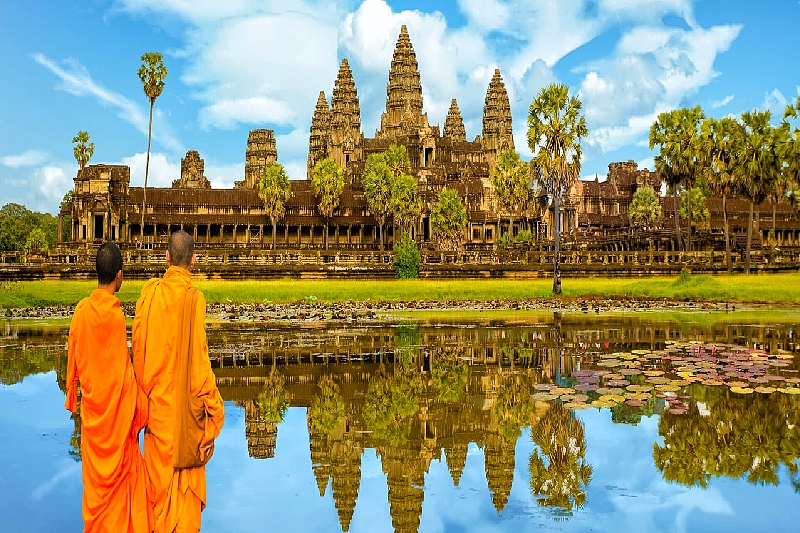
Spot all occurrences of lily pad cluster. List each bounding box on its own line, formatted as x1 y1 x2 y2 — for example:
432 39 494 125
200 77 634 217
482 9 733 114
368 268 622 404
531 341 799 414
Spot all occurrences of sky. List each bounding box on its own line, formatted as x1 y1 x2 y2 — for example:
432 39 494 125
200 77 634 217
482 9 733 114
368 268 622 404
1 0 798 215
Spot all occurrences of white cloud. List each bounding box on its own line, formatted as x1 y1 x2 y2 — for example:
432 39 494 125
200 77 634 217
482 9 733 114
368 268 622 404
33 53 184 154
710 94 734 109
0 149 50 168
198 97 296 130
17 163 76 214
121 152 179 189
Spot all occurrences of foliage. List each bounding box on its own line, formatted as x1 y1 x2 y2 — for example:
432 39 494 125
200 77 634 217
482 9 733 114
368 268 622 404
678 187 710 226
492 149 529 226
311 158 345 248
514 229 533 243
393 323 420 368
529 402 592 511
257 372 290 424
430 188 467 251
72 131 94 170
0 203 58 253
258 164 291 248
492 375 533 442
24 227 49 253
393 232 420 279
361 153 393 249
495 232 510 250
527 83 587 295
363 369 423 446
628 186 662 227
309 376 345 435
138 51 168 241
391 172 421 235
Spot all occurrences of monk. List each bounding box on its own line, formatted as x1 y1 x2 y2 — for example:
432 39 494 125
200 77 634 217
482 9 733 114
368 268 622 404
132 230 224 533
65 241 152 533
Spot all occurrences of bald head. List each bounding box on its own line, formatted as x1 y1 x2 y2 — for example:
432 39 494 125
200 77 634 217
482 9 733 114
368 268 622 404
167 230 195 268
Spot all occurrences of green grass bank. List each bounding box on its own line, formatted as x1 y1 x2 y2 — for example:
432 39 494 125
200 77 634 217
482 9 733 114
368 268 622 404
2 272 799 308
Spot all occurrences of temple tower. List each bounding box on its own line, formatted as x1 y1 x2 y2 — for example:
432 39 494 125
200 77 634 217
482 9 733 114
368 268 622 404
329 59 362 171
378 25 429 140
482 69 514 171
308 91 332 179
236 129 278 189
443 99 467 142
173 150 211 189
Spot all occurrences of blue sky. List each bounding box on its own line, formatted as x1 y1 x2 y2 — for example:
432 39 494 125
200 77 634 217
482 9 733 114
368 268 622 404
1 0 798 214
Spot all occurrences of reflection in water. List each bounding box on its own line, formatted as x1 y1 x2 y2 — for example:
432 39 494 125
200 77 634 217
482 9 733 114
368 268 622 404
2 313 800 532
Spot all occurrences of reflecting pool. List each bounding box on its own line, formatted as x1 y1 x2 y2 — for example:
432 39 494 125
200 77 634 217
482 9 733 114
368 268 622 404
2 311 800 532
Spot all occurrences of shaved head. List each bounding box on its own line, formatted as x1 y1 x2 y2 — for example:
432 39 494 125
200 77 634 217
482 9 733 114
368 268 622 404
96 242 122 285
168 230 194 268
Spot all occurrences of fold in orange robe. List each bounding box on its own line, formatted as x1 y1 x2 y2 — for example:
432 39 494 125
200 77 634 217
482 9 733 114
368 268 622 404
132 266 225 533
65 288 152 533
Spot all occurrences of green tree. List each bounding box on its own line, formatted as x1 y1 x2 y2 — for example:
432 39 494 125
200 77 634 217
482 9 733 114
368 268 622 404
257 371 290 424
60 190 74 242
311 158 344 250
491 149 529 238
702 116 742 272
628 186 662 227
258 164 292 249
363 368 423 446
24 227 48 253
309 376 345 435
72 131 94 171
430 188 467 252
528 83 588 295
735 110 780 274
393 232 420 279
679 187 710 228
361 153 393 250
781 96 800 211
137 52 168 243
391 172 421 237
649 106 706 252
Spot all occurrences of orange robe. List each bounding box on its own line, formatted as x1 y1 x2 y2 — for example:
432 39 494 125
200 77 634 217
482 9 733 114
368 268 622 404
65 289 152 533
132 266 225 533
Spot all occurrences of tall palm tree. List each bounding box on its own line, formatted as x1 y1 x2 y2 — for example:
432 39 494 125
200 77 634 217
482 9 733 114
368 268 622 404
137 52 167 243
72 131 94 171
782 96 800 212
491 149 529 239
735 110 779 274
310 158 344 250
361 153 393 250
649 106 705 252
701 116 742 272
527 83 587 295
258 164 292 249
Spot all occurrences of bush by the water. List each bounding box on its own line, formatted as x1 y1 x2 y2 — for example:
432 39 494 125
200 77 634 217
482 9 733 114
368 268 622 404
394 232 420 279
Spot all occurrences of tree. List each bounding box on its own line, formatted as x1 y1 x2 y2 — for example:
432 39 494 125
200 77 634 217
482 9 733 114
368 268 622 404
137 52 168 243
393 232 421 279
649 106 706 252
491 149 529 238
361 153 393 250
527 83 587 295
430 188 467 252
735 110 779 274
628 186 662 227
702 116 742 272
258 164 292 249
60 189 74 242
311 158 344 250
72 131 94 171
781 96 800 210
679 187 710 228
24 227 49 253
391 172 421 237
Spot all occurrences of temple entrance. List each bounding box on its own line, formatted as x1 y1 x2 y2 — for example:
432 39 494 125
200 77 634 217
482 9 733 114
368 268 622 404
94 215 103 240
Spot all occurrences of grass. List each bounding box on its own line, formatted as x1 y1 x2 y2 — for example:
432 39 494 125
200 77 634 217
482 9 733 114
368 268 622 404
1 272 799 308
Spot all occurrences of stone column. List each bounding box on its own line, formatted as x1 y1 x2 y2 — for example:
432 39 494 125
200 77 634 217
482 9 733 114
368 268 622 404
57 214 63 243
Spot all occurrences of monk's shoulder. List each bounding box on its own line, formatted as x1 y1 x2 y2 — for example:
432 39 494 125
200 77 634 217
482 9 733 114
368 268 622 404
136 278 160 308
71 297 91 322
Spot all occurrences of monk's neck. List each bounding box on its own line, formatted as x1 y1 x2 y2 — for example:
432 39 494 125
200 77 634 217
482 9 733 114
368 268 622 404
96 283 118 296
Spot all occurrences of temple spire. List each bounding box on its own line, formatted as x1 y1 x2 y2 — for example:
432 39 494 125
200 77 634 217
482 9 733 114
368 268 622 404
307 91 331 179
443 99 467 142
330 59 362 170
482 68 514 169
378 24 427 138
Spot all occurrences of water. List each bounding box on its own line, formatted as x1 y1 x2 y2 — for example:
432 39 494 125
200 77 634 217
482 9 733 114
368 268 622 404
1 311 799 532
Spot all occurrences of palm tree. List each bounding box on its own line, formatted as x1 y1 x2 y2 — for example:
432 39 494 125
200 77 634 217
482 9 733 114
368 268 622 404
310 158 344 250
491 149 529 239
430 188 468 253
137 52 167 243
72 131 94 171
782 97 800 214
391 172 421 237
258 164 292 249
735 110 779 274
527 83 587 295
649 106 705 252
361 153 393 250
701 116 742 272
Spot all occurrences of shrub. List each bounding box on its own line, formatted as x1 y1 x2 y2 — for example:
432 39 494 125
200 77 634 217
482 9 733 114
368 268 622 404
515 229 533 243
496 232 510 250
394 232 420 279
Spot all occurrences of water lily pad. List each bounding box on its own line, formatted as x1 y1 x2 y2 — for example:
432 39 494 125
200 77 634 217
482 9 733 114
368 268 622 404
531 392 558 401
591 399 616 408
643 370 664 377
646 377 672 385
564 401 591 410
778 387 800 395
573 394 589 403
668 408 687 415
620 368 643 376
575 383 599 392
606 379 630 387
626 384 653 393
730 386 754 394
656 384 681 392
624 399 646 407
754 386 777 394
599 394 625 403
534 383 555 391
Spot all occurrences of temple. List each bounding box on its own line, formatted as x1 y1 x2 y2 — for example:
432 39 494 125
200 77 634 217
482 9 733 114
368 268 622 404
58 25 800 258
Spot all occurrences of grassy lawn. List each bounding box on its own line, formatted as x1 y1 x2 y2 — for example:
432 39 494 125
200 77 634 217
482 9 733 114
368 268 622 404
1 272 799 308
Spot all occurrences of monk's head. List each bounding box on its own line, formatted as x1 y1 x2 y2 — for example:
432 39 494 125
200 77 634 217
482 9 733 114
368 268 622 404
96 241 123 292
166 230 196 269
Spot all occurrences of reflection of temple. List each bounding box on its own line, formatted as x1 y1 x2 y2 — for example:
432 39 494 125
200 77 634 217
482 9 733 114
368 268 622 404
240 400 277 459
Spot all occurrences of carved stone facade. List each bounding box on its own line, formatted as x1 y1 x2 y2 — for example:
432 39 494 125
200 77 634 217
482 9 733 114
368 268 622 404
236 129 278 189
68 164 130 242
173 150 211 189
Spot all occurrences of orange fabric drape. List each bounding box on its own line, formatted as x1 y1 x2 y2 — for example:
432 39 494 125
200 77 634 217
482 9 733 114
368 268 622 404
132 266 225 533
65 289 152 533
